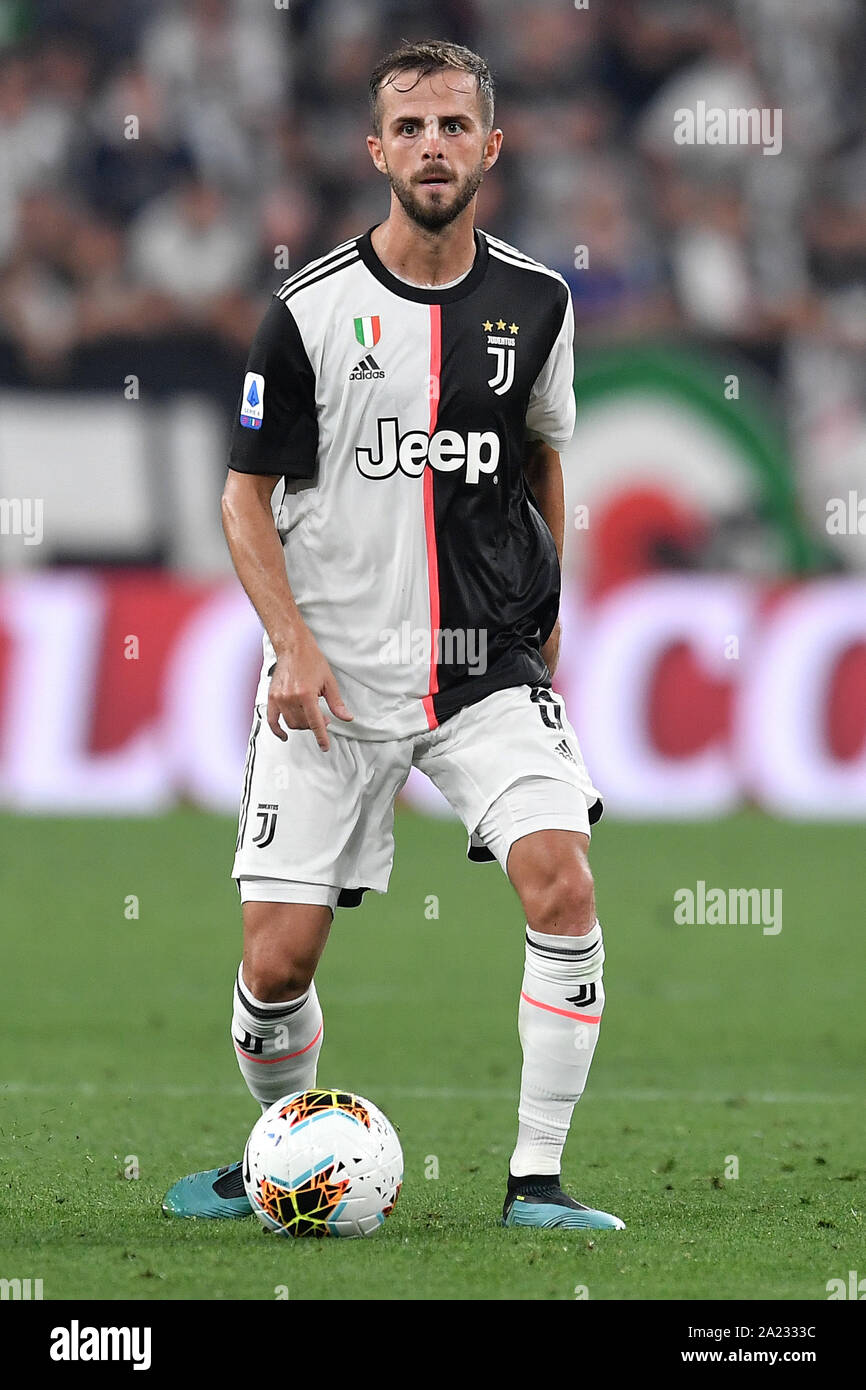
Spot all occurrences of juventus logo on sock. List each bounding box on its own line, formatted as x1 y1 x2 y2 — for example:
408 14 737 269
564 983 597 1008
232 1028 264 1054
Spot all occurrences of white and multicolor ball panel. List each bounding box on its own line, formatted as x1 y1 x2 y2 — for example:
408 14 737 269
243 1088 403 1238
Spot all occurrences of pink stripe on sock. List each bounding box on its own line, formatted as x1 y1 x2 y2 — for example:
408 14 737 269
234 1022 323 1064
520 990 601 1024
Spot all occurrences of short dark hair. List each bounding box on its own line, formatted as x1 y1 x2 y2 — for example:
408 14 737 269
369 39 495 137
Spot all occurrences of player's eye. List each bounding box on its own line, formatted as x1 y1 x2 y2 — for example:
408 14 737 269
400 122 418 136
445 121 463 134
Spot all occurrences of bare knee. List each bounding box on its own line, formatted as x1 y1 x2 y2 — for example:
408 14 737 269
242 950 316 1002
522 858 596 936
241 901 331 1002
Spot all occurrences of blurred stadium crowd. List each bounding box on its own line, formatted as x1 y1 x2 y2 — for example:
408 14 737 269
2 1 864 366
0 0 864 817
0 0 864 560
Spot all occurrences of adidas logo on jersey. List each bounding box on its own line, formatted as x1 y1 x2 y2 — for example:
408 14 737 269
554 738 576 764
356 417 500 485
349 354 385 381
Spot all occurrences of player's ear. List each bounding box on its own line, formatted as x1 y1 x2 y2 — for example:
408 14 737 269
482 127 503 173
366 134 387 174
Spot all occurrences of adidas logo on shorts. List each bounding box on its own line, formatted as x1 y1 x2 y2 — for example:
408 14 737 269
349 354 385 381
554 738 576 764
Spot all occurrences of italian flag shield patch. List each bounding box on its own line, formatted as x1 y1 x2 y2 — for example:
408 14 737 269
354 315 381 348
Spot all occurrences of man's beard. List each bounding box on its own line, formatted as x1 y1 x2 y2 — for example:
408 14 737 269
386 160 485 232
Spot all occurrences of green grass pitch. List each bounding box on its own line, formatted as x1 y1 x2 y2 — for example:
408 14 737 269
0 807 862 1301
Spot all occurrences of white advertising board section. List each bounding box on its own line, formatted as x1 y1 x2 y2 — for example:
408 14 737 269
0 572 863 819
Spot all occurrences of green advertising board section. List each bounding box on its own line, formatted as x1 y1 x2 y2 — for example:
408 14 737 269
569 344 831 576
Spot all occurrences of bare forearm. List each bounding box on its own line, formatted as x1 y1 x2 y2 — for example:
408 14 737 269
524 441 564 566
220 466 352 752
220 482 304 658
524 441 565 676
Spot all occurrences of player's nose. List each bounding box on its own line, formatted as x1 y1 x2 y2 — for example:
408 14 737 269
421 116 444 154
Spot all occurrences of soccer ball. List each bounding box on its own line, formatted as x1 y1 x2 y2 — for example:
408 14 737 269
243 1088 403 1238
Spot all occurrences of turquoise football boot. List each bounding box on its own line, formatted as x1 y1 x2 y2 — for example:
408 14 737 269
502 1174 625 1230
162 1161 253 1219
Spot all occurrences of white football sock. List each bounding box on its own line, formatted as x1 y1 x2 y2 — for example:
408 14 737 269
231 964 323 1113
510 920 605 1178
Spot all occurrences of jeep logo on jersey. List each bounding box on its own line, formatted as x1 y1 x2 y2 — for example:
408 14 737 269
355 418 500 484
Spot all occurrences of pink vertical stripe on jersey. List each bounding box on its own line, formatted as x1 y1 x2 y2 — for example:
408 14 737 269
422 303 442 729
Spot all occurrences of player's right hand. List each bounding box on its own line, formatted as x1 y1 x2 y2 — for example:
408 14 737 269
266 630 354 752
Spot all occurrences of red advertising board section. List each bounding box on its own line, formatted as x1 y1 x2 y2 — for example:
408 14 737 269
0 571 864 818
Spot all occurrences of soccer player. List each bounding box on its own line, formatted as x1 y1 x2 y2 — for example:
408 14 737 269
163 39 624 1232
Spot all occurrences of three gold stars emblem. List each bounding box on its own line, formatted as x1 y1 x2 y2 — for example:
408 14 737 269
483 318 519 333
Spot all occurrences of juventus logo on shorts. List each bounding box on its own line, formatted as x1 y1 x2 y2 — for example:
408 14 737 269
530 687 564 731
565 983 597 1008
252 803 278 848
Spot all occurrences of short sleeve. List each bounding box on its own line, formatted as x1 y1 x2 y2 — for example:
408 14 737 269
228 296 319 479
524 288 575 451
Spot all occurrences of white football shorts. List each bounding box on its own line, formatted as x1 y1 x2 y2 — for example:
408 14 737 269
232 683 602 912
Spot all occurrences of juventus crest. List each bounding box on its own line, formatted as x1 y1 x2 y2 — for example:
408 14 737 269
483 317 519 396
565 983 597 1008
252 802 278 848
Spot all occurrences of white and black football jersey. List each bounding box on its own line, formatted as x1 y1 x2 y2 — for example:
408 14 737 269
229 226 575 741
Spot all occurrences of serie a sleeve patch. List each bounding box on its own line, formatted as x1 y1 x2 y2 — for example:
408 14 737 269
239 372 265 429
